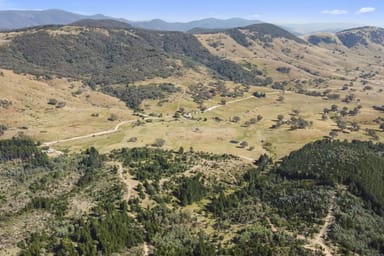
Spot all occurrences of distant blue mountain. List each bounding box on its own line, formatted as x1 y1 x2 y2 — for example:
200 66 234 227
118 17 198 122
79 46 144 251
0 9 369 34
0 9 110 30
0 9 261 31
129 18 261 31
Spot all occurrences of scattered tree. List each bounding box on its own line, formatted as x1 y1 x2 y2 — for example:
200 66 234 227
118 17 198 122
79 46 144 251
239 141 249 148
108 114 118 121
366 129 379 140
152 138 165 147
231 116 241 123
380 123 384 131
47 98 58 105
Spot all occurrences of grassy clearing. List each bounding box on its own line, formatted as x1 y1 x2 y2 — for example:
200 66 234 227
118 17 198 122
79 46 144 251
54 81 384 159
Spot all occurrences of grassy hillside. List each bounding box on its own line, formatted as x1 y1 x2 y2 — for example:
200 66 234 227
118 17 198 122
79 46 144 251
0 69 134 142
191 23 305 45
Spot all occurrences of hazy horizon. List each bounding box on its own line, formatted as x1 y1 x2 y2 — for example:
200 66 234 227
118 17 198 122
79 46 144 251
0 0 382 26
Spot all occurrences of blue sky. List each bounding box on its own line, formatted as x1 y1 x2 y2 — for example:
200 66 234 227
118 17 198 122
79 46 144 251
0 0 383 25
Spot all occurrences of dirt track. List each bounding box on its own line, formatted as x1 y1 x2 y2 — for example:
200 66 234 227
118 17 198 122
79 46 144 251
304 190 338 256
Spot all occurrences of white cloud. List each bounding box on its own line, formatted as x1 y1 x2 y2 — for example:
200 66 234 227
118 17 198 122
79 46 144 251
356 7 376 14
321 9 348 15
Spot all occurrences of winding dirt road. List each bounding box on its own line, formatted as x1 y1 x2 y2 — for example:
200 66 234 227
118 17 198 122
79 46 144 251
43 92 284 148
304 190 337 256
238 155 255 162
116 162 131 202
115 162 139 202
43 120 135 147
203 91 286 113
204 96 255 112
143 242 149 256
114 162 150 255
266 217 278 232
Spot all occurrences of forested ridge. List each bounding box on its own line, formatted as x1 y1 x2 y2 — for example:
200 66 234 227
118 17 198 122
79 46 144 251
0 21 277 110
0 21 265 87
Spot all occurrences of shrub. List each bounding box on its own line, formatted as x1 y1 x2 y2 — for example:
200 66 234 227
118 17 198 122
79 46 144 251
152 138 165 147
276 67 291 73
47 98 58 105
56 101 66 108
108 114 118 121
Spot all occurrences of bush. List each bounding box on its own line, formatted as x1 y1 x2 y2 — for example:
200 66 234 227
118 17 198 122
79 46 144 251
56 101 66 108
253 91 266 98
276 67 291 73
47 98 58 105
239 141 249 148
152 138 165 147
0 124 7 136
128 137 138 143
108 114 118 121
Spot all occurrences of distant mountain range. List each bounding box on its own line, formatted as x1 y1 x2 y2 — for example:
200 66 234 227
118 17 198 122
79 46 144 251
129 18 261 32
0 9 109 30
0 9 368 34
0 9 261 32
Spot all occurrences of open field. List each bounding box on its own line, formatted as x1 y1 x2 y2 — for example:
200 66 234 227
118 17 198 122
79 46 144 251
52 82 384 159
1 27 384 161
1 65 381 160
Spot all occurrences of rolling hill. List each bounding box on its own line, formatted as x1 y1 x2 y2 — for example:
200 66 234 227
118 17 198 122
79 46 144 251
337 26 384 48
307 26 384 48
0 19 266 86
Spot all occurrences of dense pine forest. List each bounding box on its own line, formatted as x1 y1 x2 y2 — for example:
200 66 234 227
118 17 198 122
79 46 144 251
278 140 384 215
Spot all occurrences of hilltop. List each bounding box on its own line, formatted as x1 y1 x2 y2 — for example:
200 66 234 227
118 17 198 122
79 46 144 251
337 26 384 48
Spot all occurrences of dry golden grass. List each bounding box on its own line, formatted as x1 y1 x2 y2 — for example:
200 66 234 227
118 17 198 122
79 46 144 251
53 81 384 160
0 69 134 142
196 31 384 84
2 29 384 161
